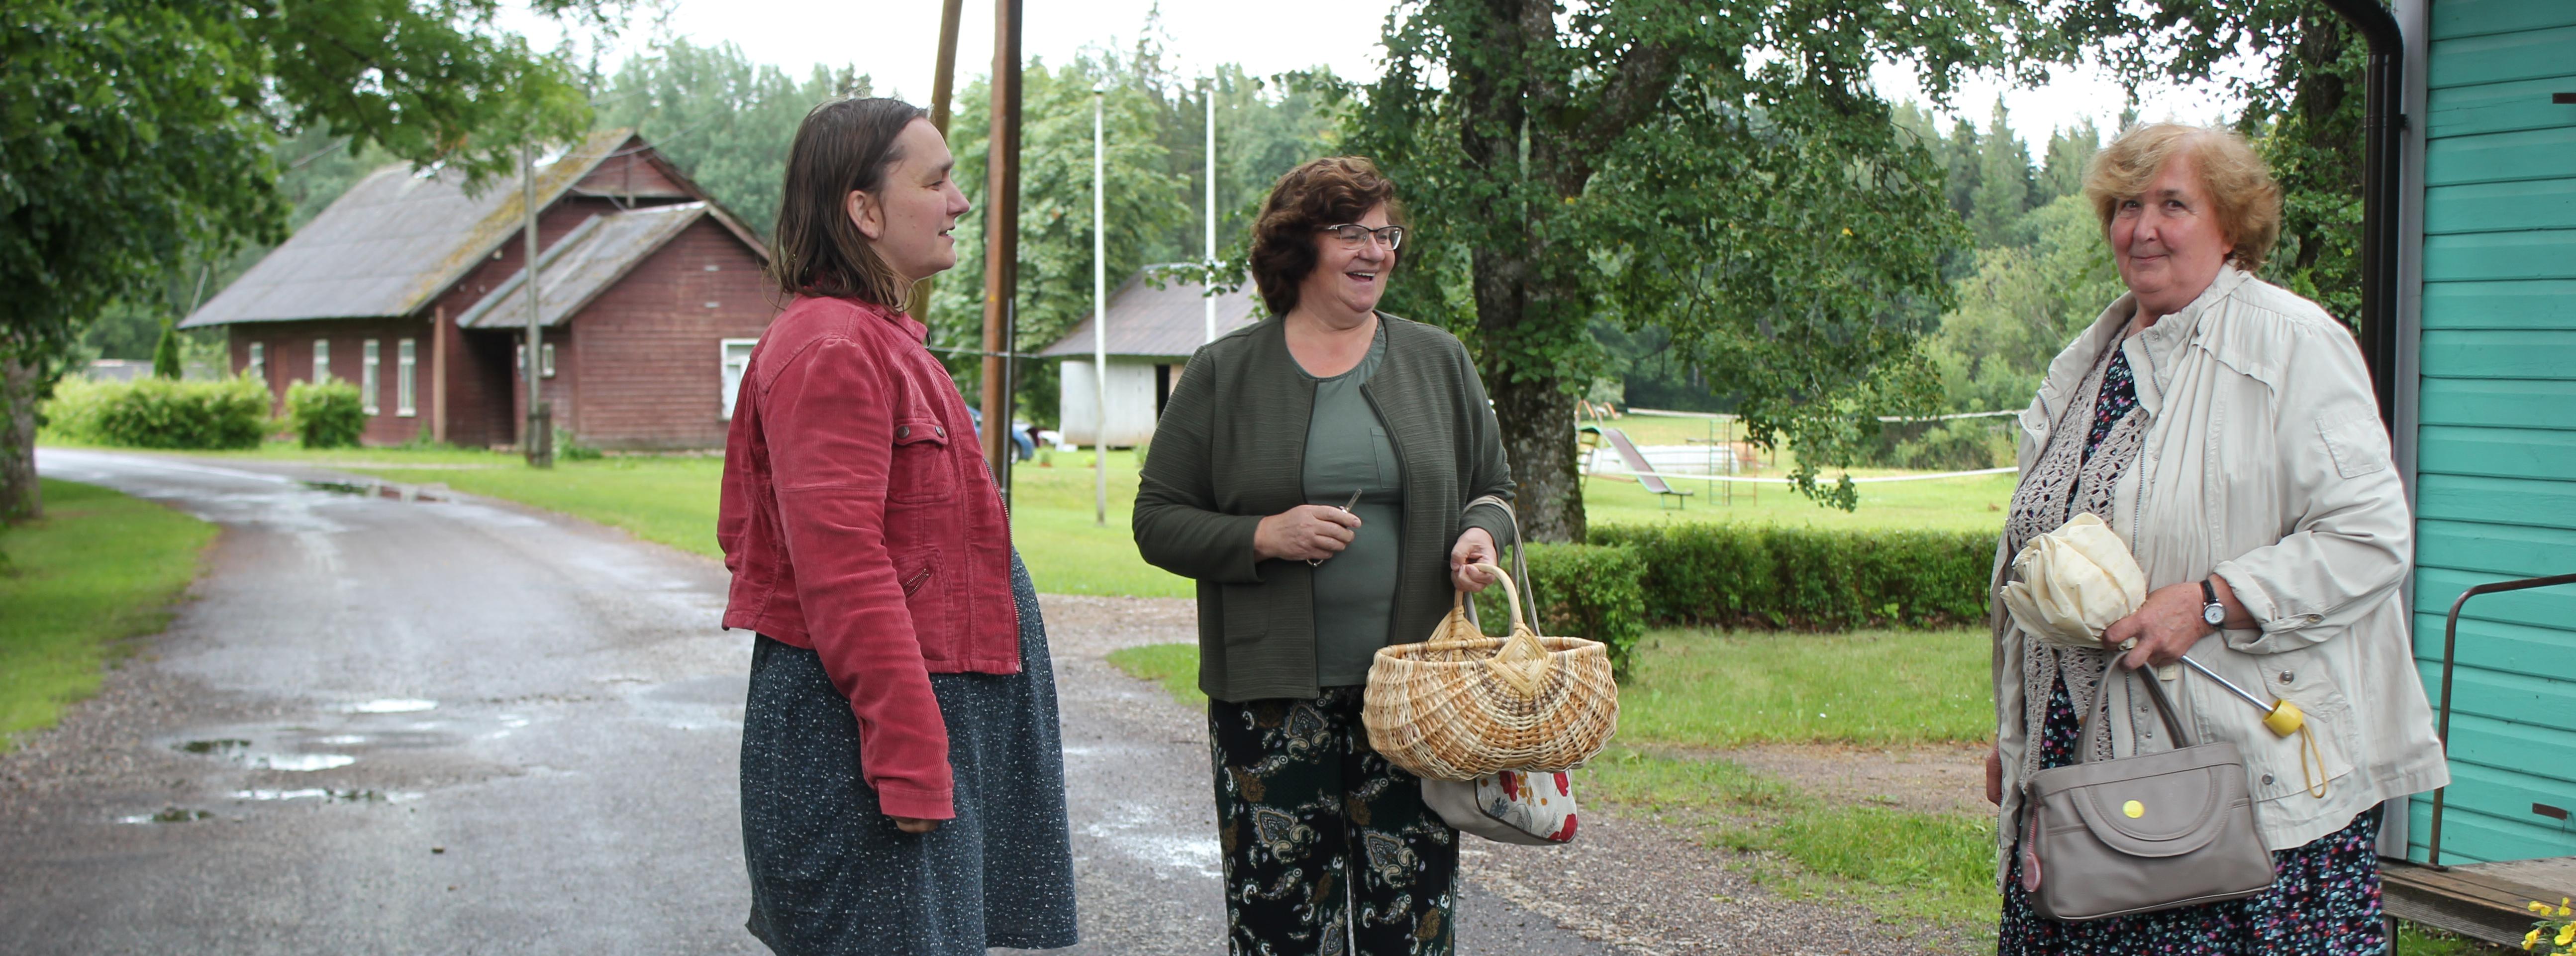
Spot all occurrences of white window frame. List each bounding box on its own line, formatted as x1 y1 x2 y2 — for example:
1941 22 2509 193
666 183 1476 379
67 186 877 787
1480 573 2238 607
361 339 381 414
396 339 417 417
246 342 264 381
721 338 758 420
311 338 330 383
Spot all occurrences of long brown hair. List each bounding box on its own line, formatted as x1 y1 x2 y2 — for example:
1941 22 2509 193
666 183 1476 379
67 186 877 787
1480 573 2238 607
769 97 928 306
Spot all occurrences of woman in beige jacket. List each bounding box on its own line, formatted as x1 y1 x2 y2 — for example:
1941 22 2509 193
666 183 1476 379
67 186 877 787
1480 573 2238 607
1982 123 2448 953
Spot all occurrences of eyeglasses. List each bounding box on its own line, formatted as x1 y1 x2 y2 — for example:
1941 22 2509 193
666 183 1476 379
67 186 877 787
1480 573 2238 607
1316 223 1405 251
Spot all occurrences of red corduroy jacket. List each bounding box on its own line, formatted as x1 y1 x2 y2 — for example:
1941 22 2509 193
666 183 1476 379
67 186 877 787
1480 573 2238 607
718 295 1020 821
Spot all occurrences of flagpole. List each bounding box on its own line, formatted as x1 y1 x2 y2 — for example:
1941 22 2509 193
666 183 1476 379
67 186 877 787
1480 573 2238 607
1091 89 1108 528
1204 80 1217 344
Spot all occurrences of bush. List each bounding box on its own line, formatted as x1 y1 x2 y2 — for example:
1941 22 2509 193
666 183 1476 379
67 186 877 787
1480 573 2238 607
286 379 367 448
555 427 603 461
1589 524 1995 631
1472 542 1649 677
42 375 270 449
1852 418 2012 471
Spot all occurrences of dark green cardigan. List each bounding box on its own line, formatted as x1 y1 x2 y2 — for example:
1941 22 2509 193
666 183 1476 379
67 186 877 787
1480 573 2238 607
1132 314 1515 702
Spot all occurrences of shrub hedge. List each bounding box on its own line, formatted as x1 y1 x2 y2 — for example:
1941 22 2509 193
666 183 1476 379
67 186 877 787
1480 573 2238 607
287 379 366 448
1472 542 1648 676
1587 524 1995 631
43 376 270 450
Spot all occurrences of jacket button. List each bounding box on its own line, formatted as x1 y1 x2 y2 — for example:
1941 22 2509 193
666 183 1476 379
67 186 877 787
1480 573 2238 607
935 426 945 437
2279 671 2294 684
2262 773 2276 785
896 426 910 439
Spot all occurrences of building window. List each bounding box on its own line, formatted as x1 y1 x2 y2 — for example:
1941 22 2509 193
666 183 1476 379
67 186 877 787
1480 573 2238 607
514 343 557 378
361 340 381 415
396 339 417 417
312 338 330 383
246 342 264 381
721 338 757 420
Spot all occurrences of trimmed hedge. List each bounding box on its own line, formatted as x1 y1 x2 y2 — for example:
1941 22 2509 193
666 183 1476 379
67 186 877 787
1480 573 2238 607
287 379 366 448
1471 542 1649 676
1588 524 1995 631
42 375 270 450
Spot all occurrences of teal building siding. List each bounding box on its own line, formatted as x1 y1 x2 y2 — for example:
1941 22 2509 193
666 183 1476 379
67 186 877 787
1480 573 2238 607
2405 0 2576 865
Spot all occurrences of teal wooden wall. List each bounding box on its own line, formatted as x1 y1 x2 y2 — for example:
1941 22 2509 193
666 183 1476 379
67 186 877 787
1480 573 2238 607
2406 0 2576 865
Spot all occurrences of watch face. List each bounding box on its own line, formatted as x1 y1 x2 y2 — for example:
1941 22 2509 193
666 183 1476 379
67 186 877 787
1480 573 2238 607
2204 604 2227 626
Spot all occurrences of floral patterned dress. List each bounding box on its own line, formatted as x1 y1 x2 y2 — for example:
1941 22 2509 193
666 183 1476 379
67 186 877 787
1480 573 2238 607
1995 346 2389 955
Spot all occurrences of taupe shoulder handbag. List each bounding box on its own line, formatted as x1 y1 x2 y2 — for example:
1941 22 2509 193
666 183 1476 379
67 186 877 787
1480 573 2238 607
2019 666 2275 921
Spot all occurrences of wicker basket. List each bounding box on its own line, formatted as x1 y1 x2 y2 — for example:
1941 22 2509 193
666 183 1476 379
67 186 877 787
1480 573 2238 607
1363 563 1619 781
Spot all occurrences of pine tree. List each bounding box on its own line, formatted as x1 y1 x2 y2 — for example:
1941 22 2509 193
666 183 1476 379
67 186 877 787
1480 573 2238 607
151 322 181 379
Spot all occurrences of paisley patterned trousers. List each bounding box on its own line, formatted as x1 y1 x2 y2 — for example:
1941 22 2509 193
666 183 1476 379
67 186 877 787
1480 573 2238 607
1209 686 1459 956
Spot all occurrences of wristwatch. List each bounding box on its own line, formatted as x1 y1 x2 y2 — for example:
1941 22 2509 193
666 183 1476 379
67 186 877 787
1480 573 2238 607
2200 578 2227 629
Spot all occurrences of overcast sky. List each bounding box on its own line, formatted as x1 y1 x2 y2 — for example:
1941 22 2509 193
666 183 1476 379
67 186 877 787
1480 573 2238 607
503 0 2251 147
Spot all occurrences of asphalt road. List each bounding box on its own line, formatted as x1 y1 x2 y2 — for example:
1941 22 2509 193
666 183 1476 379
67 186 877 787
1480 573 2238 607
1 450 1629 956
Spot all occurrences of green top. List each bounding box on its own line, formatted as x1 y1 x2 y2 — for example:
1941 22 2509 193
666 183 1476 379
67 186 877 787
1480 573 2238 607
1300 323 1401 685
1131 313 1516 703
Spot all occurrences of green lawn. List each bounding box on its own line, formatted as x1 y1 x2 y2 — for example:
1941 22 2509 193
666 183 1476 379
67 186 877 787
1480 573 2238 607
1615 627 1992 748
35 425 2011 595
0 479 214 746
1103 630 2002 935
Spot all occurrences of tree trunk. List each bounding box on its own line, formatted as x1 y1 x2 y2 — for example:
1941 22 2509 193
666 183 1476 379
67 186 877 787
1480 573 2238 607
1 354 42 523
1489 370 1583 543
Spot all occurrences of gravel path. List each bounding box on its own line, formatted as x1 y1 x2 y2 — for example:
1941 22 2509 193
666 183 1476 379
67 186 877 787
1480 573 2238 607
1041 595 1996 956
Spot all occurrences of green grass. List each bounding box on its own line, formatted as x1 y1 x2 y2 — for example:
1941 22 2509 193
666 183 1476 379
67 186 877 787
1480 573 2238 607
0 479 214 746
1580 413 2013 533
1615 627 1993 748
36 428 2010 596
1100 634 2002 935
1105 642 1205 707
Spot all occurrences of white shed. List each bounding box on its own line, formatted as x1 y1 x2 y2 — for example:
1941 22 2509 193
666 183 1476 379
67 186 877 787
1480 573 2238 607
1041 269 1259 447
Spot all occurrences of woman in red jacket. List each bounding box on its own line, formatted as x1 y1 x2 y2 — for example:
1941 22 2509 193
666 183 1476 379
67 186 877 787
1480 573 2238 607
717 97 1076 955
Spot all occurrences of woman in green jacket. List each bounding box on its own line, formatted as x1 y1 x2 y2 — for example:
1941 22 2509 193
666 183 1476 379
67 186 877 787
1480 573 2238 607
1133 156 1514 956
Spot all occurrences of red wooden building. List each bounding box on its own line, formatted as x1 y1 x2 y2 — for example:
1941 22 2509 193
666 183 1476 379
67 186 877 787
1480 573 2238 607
180 130 775 449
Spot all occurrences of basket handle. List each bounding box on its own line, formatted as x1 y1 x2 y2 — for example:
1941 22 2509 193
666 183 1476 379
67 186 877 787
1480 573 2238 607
1459 494 1537 631
1465 561 1552 688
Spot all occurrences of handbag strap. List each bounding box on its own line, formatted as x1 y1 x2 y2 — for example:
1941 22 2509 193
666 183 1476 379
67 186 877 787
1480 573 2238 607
1460 494 1535 629
2074 662 2195 762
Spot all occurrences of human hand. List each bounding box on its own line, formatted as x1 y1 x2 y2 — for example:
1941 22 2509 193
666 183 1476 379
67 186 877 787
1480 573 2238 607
2100 581 2213 670
1984 744 2003 806
1253 505 1360 563
891 816 942 834
1450 528 1498 592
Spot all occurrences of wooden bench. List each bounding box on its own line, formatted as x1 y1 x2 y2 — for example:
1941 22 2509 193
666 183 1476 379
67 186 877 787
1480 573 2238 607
2383 855 2575 948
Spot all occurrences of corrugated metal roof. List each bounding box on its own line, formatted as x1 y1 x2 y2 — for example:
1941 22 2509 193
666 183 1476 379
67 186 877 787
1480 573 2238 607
1037 270 1262 360
453 204 710 329
180 129 640 328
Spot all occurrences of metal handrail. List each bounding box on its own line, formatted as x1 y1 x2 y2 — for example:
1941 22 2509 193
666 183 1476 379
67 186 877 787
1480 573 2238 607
2425 570 2576 867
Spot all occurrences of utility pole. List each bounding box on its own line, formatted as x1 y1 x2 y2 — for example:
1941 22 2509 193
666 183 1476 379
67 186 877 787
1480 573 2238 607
1205 79 1217 345
1091 88 1108 528
904 0 966 321
978 0 1023 500
521 144 552 468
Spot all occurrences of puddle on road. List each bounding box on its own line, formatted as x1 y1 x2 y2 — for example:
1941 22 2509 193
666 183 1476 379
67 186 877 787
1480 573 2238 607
300 480 442 503
118 807 215 824
345 699 438 714
232 788 421 803
171 740 355 771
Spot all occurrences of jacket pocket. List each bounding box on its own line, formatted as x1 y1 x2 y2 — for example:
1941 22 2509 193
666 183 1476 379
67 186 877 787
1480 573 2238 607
2317 410 2391 478
888 417 958 505
893 548 949 650
2234 649 2359 803
1218 580 1271 649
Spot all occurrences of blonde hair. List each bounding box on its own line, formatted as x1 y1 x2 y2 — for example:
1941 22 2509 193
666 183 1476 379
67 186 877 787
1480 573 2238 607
2081 124 2282 272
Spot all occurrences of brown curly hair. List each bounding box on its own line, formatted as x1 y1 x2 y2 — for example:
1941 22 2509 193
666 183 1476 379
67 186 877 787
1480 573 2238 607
1247 157 1404 317
2082 123 2283 272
